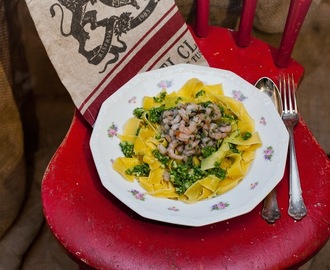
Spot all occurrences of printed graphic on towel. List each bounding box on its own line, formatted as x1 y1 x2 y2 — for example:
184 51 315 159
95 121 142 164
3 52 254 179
50 0 159 73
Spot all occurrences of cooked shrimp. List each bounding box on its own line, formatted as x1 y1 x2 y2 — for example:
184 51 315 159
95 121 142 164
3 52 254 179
171 123 180 131
178 108 189 121
202 114 212 123
209 103 222 120
192 115 202 125
202 137 214 147
161 110 174 124
186 103 200 115
176 132 192 142
179 120 197 135
219 124 232 133
158 144 167 155
160 101 233 161
171 114 181 125
167 140 184 160
209 123 224 140
185 140 200 150
183 148 198 156
163 170 170 181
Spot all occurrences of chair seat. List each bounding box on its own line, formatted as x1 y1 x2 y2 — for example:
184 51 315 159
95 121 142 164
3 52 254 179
42 27 330 269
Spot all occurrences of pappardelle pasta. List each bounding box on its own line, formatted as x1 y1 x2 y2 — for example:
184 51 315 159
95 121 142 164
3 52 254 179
113 78 262 203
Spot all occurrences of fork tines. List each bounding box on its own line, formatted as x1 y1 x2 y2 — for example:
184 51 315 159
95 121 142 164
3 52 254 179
279 74 298 114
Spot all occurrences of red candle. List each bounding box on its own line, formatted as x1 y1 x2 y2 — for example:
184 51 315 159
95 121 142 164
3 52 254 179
236 0 258 47
195 0 210 38
275 0 312 68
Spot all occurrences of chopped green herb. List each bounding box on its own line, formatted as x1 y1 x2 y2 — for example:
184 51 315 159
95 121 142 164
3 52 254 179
148 105 165 123
229 143 240 154
135 127 141 136
206 167 226 179
241 131 252 140
153 91 167 102
133 107 145 119
119 141 134 157
175 97 183 104
199 101 212 107
152 149 170 166
170 163 207 195
195 90 206 98
125 163 150 177
169 161 227 195
201 146 217 158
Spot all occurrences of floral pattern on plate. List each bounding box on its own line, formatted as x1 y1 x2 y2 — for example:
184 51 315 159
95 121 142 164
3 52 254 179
157 80 173 89
90 64 289 227
264 146 275 161
250 182 259 189
129 189 146 201
168 206 180 212
260 116 267 125
211 202 230 211
107 122 118 138
128 96 137 104
232 90 247 101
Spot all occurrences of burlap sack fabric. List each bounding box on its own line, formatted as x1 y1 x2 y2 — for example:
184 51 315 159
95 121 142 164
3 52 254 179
0 0 329 269
0 2 26 240
0 1 47 269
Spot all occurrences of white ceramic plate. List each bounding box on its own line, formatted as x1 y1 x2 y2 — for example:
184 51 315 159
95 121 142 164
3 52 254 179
90 64 289 227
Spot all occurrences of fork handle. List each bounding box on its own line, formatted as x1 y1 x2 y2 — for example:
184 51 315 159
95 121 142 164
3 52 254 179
262 188 281 223
287 127 307 220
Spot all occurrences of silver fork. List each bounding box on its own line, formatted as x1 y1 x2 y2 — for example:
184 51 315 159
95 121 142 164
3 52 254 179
279 74 307 220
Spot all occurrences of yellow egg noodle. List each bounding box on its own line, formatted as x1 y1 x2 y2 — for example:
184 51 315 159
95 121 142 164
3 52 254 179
113 78 262 203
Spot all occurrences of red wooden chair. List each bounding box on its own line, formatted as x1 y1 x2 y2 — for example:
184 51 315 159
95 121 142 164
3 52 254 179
42 1 330 269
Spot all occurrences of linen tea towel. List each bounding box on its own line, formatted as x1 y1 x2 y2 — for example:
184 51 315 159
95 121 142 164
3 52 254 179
24 0 208 125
